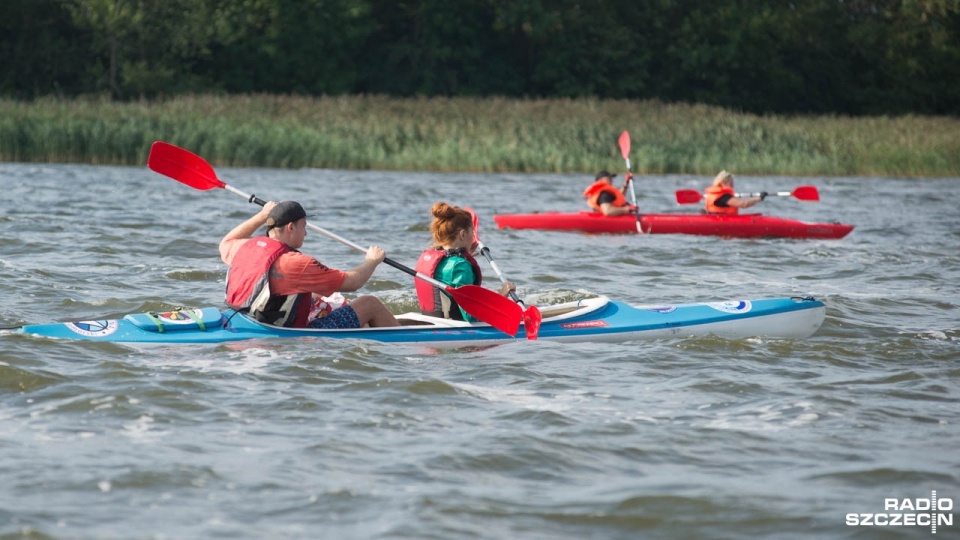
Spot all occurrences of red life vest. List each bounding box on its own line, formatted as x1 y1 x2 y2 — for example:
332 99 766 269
224 237 312 327
583 181 627 212
415 248 482 320
704 185 738 214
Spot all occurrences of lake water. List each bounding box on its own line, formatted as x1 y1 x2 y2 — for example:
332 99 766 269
1 163 958 539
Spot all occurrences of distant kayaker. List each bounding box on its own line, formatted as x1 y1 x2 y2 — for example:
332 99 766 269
219 201 399 329
416 202 516 321
583 170 636 216
704 171 766 214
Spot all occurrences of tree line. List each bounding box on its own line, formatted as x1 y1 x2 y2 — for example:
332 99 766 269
2 0 959 116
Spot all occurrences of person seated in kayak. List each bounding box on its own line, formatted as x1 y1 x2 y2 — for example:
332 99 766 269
219 200 399 329
583 170 636 216
416 202 516 321
704 170 767 214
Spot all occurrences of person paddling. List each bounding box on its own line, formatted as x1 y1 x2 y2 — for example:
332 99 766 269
416 202 516 321
219 201 399 329
704 171 766 214
583 170 636 216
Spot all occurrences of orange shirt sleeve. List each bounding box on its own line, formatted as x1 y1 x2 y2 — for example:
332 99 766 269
268 251 347 297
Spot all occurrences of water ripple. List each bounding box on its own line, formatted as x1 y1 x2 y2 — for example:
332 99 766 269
1 166 959 538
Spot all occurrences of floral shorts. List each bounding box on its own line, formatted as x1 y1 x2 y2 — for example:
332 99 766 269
307 305 361 329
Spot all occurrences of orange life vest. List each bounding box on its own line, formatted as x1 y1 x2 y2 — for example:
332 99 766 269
704 185 738 215
583 181 627 212
224 237 312 327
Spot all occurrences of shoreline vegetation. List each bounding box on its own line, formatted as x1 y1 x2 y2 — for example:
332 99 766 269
2 94 958 177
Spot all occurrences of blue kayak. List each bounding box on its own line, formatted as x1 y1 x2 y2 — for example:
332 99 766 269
13 296 826 348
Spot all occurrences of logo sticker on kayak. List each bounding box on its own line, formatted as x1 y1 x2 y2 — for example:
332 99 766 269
67 320 119 337
560 320 610 329
158 310 203 324
707 300 752 313
646 306 677 313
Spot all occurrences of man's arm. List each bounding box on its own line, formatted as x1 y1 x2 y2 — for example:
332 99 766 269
599 202 634 216
726 196 762 209
219 202 276 263
339 246 387 291
597 189 634 216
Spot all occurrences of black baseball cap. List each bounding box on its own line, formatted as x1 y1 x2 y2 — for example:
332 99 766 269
595 170 616 180
266 201 309 229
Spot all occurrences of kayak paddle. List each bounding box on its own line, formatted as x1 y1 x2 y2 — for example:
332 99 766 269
676 185 820 204
465 207 542 340
618 130 646 233
147 141 522 337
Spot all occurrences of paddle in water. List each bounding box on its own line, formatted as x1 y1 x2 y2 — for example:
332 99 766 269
147 141 523 336
465 207 542 340
676 185 820 204
618 131 646 233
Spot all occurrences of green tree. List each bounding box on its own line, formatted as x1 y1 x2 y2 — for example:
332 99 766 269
359 0 516 95
0 0 86 97
359 0 651 97
2 0 958 114
200 0 374 95
841 0 960 113
66 0 284 98
492 0 650 98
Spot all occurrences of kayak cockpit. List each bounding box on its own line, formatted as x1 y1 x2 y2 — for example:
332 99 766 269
387 296 609 328
221 296 612 333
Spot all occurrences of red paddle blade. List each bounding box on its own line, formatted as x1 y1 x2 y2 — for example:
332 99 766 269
675 189 704 204
463 206 534 338
148 141 225 191
792 185 820 201
522 306 542 340
465 206 481 247
447 284 522 336
618 131 631 160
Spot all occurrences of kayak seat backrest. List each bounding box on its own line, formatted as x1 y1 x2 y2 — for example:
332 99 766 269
124 307 225 333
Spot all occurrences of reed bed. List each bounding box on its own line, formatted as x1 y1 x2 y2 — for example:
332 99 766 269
1 94 957 176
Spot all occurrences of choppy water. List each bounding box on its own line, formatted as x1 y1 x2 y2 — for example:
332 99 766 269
1 163 958 539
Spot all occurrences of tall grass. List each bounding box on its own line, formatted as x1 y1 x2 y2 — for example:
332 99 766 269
1 94 957 176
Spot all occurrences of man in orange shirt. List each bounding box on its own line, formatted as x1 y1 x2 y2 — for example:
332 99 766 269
219 201 399 329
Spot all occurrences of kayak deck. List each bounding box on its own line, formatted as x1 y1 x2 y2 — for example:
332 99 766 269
493 211 854 239
15 296 826 347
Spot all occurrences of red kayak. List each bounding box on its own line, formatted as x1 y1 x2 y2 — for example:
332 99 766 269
493 211 854 239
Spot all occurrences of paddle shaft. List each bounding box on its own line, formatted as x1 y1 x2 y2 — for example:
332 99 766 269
224 185 452 290
478 245 524 306
627 177 640 210
618 130 644 233
675 185 819 204
739 191 791 198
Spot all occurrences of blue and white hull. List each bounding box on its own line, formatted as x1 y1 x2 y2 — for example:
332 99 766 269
14 296 826 348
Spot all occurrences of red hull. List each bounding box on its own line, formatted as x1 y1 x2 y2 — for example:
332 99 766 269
493 211 853 239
